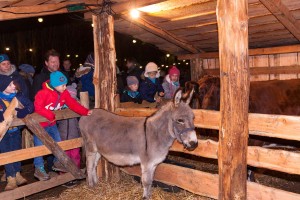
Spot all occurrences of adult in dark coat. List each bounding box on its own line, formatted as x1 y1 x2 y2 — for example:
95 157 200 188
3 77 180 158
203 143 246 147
0 54 29 98
32 49 70 98
125 57 143 84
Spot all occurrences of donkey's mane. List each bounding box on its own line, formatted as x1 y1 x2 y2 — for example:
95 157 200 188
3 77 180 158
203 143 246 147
146 101 173 123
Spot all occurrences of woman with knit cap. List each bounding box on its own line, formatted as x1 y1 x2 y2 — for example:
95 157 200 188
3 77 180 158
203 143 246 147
162 66 180 99
0 75 34 190
139 62 164 103
33 71 93 181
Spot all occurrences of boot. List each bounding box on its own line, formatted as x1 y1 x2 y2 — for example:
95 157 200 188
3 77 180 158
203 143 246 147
5 176 17 191
16 172 27 186
1 173 6 182
34 166 50 181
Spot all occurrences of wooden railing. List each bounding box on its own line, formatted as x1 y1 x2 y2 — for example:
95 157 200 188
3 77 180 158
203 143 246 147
0 108 300 199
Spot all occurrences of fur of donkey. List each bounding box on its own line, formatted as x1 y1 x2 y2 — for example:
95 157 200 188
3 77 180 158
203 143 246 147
79 88 198 200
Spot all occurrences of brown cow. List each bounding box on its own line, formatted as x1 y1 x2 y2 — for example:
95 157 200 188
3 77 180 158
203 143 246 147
79 88 198 200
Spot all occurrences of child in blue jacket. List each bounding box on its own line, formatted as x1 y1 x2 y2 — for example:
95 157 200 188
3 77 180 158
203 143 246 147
0 75 34 190
139 62 164 103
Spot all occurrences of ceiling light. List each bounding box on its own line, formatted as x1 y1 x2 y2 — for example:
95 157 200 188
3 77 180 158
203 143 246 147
130 9 140 19
38 18 43 23
5 47 10 51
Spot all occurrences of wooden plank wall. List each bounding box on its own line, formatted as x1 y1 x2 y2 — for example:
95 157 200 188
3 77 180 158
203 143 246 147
202 52 300 81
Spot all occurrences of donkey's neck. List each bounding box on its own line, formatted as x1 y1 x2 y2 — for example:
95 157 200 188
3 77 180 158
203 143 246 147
146 102 174 148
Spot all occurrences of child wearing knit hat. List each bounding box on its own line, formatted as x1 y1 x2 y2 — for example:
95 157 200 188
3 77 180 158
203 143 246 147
139 62 164 103
33 71 93 181
162 66 180 99
0 74 34 191
120 76 143 103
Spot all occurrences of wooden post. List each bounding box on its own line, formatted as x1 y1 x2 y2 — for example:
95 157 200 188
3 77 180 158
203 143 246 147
93 13 119 181
80 91 90 109
190 58 204 81
0 97 19 141
217 0 249 200
24 115 85 179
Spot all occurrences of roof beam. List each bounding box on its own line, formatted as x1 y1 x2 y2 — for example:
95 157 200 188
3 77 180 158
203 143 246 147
0 0 98 21
178 44 300 60
121 14 204 54
259 0 300 41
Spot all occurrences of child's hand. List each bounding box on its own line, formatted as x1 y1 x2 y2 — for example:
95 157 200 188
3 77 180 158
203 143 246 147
159 92 164 97
87 110 93 116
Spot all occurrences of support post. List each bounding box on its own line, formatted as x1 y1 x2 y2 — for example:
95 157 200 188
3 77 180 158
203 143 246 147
24 115 85 179
216 0 249 199
190 58 204 81
93 12 119 181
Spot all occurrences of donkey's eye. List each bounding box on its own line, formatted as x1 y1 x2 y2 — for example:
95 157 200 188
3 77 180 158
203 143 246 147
176 119 184 124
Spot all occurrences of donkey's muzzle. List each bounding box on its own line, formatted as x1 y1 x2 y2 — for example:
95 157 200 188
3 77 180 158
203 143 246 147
185 141 198 151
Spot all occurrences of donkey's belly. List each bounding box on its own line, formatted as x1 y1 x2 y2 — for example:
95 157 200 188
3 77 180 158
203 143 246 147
102 153 141 166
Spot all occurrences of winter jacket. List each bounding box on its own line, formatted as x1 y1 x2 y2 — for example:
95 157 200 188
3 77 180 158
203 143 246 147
139 77 164 103
162 75 180 99
34 81 89 127
78 69 95 97
57 118 80 140
120 89 143 104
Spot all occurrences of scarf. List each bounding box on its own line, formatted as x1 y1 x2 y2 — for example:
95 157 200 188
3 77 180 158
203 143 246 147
172 81 179 86
127 91 139 98
0 92 16 102
148 77 156 84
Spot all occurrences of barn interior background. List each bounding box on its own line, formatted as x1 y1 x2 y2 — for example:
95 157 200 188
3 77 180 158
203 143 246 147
1 0 300 199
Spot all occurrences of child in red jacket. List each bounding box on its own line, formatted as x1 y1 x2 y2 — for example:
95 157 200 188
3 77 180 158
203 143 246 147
34 71 92 181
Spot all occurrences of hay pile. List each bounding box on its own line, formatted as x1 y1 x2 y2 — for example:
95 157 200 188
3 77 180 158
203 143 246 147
45 172 212 200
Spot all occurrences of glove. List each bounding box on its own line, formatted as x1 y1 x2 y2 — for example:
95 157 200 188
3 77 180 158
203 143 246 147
15 108 29 118
0 113 3 122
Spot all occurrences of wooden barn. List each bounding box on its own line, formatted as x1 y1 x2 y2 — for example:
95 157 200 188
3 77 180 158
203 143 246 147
1 0 300 199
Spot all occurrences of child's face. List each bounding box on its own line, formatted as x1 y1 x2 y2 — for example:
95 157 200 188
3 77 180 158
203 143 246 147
55 84 67 93
147 71 157 79
170 74 179 82
3 81 16 94
128 84 138 92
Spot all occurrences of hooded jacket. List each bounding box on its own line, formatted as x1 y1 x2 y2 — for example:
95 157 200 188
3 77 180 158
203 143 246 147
34 81 89 127
162 74 180 99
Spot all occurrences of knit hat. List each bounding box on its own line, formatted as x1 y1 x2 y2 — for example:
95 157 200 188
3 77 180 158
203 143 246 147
50 71 68 87
144 62 160 78
0 74 13 92
168 66 180 76
0 54 9 63
19 64 35 74
126 76 139 86
67 83 77 99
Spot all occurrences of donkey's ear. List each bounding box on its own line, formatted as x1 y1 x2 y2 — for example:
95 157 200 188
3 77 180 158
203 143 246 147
181 88 194 105
173 88 182 107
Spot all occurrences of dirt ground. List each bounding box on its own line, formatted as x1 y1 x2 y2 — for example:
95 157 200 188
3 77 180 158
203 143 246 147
0 153 299 200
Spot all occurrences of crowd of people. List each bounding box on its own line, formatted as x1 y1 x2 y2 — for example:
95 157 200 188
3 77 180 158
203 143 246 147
0 49 186 190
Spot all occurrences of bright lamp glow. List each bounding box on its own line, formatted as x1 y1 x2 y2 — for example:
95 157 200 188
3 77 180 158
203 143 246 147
29 48 33 52
166 54 170 57
38 18 43 23
5 47 10 51
132 39 137 44
130 9 140 19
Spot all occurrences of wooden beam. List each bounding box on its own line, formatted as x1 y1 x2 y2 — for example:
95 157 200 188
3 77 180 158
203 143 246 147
115 108 300 141
0 138 82 165
0 172 76 200
84 0 166 20
217 0 250 199
122 163 300 200
24 115 85 179
121 15 203 54
178 44 300 60
259 0 300 41
204 65 300 76
0 0 98 21
0 97 19 141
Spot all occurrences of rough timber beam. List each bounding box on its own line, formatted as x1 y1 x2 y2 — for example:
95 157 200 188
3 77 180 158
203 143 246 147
0 0 98 21
259 0 300 41
84 0 166 20
121 15 204 54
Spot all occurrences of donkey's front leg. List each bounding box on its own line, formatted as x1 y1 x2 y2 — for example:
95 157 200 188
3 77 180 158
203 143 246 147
141 163 157 200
